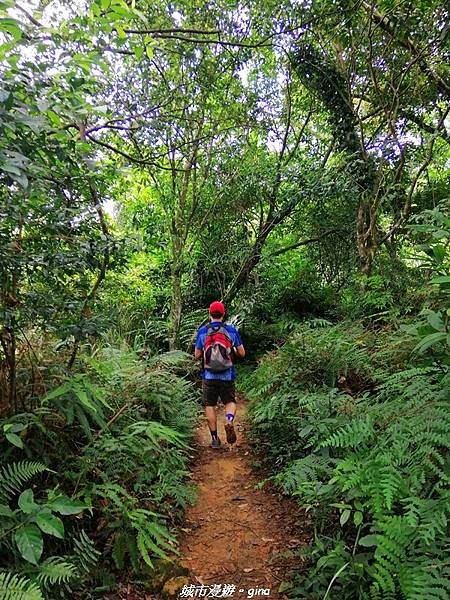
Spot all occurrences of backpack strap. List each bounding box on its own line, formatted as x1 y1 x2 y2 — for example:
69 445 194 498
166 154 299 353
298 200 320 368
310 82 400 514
206 323 231 339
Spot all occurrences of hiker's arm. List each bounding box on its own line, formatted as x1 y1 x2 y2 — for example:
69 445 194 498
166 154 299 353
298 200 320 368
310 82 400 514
194 330 203 360
235 344 245 358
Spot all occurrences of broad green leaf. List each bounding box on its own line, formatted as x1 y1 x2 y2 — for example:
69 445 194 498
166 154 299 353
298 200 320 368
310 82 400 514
42 382 71 402
116 22 126 39
432 245 446 262
47 110 61 127
413 332 447 354
353 511 363 526
359 534 378 547
0 18 22 41
6 422 27 433
5 432 24 448
36 512 65 538
145 44 154 60
18 489 38 514
73 384 97 412
427 311 444 331
15 524 43 565
430 276 450 285
340 509 351 526
50 495 86 515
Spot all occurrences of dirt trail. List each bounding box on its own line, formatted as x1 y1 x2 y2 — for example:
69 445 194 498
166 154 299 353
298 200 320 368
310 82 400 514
179 398 307 599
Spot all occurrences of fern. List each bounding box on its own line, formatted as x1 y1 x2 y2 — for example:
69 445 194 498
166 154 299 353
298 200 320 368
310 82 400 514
35 557 77 588
70 530 100 576
146 350 193 369
320 415 374 449
0 572 44 600
129 509 177 567
247 320 450 599
0 462 48 503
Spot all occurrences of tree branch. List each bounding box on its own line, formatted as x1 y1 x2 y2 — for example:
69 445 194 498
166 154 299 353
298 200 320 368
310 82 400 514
266 229 347 258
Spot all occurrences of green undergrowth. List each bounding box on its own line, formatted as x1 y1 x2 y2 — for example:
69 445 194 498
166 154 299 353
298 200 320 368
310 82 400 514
0 344 200 598
245 320 450 599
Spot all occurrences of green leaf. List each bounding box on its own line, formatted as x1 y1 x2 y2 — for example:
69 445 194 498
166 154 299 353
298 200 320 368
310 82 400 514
47 110 61 127
18 489 38 514
430 275 450 285
73 383 97 412
353 511 363 526
6 432 24 448
0 503 13 517
145 44 153 60
8 422 27 433
432 244 446 262
36 512 65 539
340 509 351 526
427 311 444 331
50 495 86 515
359 534 378 547
42 382 71 402
0 18 22 41
15 524 43 565
413 331 447 354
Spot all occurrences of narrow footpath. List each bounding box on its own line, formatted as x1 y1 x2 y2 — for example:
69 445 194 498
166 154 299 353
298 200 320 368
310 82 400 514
178 397 308 599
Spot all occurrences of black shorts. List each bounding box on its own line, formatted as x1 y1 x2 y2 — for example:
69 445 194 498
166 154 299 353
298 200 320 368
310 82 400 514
202 379 236 407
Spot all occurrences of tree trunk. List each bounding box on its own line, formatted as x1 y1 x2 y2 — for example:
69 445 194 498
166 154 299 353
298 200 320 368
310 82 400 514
356 198 376 276
168 260 183 350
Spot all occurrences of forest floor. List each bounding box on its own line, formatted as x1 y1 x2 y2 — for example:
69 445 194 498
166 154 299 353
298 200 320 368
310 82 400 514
177 396 309 600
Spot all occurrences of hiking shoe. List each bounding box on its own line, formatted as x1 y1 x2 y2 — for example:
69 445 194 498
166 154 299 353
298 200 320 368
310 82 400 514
225 421 237 444
210 437 221 449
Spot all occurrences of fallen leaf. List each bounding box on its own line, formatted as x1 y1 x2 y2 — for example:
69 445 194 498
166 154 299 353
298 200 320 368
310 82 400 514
288 538 301 546
243 568 254 573
262 537 275 542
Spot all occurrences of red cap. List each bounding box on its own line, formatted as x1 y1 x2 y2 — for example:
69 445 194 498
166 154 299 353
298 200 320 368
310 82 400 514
209 301 225 316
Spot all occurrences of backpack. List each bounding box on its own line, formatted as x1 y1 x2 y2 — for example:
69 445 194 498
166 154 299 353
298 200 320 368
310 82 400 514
203 324 234 372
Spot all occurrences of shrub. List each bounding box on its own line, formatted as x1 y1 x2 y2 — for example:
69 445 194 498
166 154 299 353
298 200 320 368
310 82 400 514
247 322 449 599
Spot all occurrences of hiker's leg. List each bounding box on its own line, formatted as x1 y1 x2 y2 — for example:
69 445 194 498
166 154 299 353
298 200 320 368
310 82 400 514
222 382 237 444
205 405 217 432
203 380 220 440
224 401 237 419
222 381 237 420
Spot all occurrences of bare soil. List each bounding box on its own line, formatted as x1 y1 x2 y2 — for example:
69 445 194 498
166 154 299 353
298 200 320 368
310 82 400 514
178 398 309 599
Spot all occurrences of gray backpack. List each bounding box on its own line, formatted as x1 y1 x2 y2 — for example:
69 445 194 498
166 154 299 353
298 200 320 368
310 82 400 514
203 324 234 372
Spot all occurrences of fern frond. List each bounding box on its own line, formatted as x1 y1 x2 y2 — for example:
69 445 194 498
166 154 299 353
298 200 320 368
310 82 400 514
129 510 177 566
35 557 78 588
0 572 44 600
321 415 374 449
146 350 193 369
0 462 48 503
71 530 100 576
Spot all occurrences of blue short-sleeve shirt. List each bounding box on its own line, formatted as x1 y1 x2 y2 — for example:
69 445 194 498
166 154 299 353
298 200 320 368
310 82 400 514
195 321 243 380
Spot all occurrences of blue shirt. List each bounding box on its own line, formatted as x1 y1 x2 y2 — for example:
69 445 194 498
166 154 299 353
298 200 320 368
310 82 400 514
195 321 243 380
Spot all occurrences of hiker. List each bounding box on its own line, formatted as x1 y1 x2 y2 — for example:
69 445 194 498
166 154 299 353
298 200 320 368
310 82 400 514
194 301 245 448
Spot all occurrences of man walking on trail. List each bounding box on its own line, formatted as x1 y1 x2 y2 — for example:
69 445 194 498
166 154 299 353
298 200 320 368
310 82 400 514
194 301 245 448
